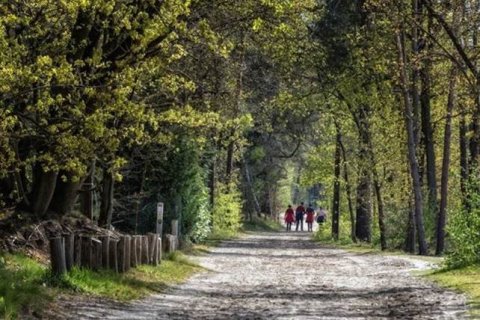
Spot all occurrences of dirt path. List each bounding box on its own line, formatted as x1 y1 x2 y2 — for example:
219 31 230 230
63 232 468 319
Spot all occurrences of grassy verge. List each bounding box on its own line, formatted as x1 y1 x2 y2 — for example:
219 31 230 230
242 217 283 232
0 251 200 319
427 265 480 317
0 254 51 319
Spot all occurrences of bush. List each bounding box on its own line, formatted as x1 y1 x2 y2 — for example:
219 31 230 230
0 254 49 319
139 137 212 243
446 208 480 268
446 177 480 268
211 183 242 238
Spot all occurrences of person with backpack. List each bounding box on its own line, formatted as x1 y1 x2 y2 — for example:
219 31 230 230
306 204 316 232
284 205 295 231
295 202 306 231
316 207 327 225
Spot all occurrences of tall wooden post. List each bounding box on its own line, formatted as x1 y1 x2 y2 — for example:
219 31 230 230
50 237 67 275
141 235 149 265
156 202 164 236
63 233 74 271
99 236 110 269
109 239 118 272
171 219 179 237
74 235 82 267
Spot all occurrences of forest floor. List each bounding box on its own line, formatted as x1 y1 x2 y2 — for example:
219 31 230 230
54 231 468 319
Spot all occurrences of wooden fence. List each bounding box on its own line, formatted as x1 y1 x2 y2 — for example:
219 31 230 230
50 219 179 275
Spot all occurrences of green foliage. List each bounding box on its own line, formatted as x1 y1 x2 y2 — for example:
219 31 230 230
314 214 355 246
0 251 200 318
0 254 50 319
243 217 282 232
139 137 211 242
446 177 480 268
211 183 243 238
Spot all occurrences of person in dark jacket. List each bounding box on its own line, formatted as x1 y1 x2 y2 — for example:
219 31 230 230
295 202 306 231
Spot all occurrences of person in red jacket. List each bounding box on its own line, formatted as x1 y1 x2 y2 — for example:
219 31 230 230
284 205 295 231
295 202 306 231
306 204 315 232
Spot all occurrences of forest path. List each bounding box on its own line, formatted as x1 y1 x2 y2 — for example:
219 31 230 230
64 232 468 319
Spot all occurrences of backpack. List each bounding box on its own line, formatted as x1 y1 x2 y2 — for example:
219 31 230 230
316 215 325 224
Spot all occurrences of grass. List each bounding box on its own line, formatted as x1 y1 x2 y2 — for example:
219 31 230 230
0 251 201 318
0 253 51 319
63 251 200 301
427 265 480 317
242 216 283 232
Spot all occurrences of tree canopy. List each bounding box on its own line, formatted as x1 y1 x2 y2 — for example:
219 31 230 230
1 0 480 267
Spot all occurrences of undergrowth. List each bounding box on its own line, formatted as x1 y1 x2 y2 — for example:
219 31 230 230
242 216 282 232
428 265 480 317
0 254 51 319
0 251 200 319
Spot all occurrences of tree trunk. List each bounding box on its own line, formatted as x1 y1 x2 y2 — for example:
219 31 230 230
420 63 438 212
355 167 371 242
373 178 387 250
460 112 469 199
49 172 86 215
418 0 438 211
436 69 457 255
209 156 216 208
411 0 422 150
470 90 480 170
339 132 356 243
226 141 234 184
355 104 372 243
405 203 416 254
243 156 261 218
99 170 114 228
134 163 147 234
332 125 341 240
396 29 428 255
81 161 96 219
31 164 58 216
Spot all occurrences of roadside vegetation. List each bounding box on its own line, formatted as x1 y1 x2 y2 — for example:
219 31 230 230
428 266 480 318
0 252 200 319
0 216 274 319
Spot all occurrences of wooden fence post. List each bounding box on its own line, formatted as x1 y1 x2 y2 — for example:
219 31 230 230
81 236 93 269
171 219 179 237
125 235 131 271
109 239 118 272
50 237 67 275
117 236 126 273
150 234 160 266
99 236 110 269
63 233 74 271
141 236 149 264
118 236 132 273
74 234 82 267
156 202 164 236
148 233 156 265
131 236 141 268
92 238 102 270
155 236 162 265
164 234 176 254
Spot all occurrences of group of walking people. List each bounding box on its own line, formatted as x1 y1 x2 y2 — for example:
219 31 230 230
284 202 327 232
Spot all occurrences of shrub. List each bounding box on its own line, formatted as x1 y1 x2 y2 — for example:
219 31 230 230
211 183 242 238
446 176 480 268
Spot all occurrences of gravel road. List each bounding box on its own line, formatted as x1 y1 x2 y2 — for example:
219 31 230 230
61 231 468 319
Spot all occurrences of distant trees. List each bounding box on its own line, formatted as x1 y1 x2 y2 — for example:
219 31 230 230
301 0 480 262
